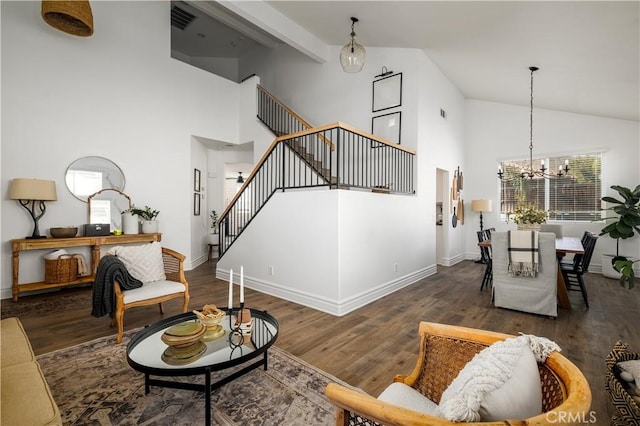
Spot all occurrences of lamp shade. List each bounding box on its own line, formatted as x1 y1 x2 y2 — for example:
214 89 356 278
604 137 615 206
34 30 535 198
41 1 94 37
9 179 57 201
471 199 492 213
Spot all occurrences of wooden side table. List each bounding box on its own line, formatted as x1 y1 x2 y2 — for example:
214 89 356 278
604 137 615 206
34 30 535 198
207 243 219 261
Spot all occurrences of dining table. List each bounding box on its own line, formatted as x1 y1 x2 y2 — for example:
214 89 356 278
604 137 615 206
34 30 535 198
478 235 585 310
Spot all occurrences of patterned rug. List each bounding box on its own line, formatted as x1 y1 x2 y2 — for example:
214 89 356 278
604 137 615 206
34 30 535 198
37 330 347 425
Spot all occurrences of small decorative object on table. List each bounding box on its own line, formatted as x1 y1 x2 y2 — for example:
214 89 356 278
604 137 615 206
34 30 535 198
160 321 206 365
49 226 78 238
193 304 226 342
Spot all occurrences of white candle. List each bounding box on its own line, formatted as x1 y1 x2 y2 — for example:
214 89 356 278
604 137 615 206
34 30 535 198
240 266 244 303
228 268 233 310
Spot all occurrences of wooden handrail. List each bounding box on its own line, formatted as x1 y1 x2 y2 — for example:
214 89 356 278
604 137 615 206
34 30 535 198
258 85 314 130
217 121 416 226
258 85 334 151
275 122 416 155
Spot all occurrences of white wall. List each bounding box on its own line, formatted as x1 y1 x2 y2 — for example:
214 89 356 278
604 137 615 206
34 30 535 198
1 1 241 298
464 100 640 271
217 188 434 315
242 44 468 270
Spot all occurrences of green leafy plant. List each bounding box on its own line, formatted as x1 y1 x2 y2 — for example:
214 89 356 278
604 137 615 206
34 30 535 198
511 198 547 225
599 184 640 289
210 210 218 233
129 205 160 221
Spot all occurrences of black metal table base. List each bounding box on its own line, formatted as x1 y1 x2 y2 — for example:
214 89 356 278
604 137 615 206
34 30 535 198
144 352 269 426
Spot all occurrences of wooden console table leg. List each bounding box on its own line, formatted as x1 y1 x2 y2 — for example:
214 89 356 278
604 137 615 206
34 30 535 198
12 248 19 302
91 244 101 276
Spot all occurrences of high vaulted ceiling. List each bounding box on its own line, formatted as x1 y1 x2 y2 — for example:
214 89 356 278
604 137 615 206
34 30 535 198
178 1 639 122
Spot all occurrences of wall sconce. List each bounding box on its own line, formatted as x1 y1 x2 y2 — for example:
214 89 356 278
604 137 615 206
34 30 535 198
375 66 394 78
41 1 94 37
339 17 366 73
9 178 58 239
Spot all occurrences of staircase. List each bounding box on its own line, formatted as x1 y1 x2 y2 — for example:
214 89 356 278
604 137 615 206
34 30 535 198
216 85 415 258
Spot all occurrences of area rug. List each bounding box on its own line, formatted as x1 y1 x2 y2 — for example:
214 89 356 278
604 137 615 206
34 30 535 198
37 330 347 425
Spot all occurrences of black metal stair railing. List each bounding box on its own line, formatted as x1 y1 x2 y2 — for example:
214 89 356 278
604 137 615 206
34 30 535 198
217 123 415 258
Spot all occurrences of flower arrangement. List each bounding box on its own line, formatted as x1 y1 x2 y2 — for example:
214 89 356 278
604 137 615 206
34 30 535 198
510 199 547 225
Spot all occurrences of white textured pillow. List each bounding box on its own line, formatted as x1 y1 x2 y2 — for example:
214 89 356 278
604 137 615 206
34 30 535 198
377 382 441 417
618 360 640 384
107 242 166 283
439 336 542 422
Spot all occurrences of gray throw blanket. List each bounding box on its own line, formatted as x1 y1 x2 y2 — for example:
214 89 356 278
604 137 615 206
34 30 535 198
91 255 142 318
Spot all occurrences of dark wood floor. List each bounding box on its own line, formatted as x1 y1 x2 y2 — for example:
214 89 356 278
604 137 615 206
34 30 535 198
2 259 638 424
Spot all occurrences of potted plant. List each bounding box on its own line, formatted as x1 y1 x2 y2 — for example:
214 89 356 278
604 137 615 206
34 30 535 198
510 198 547 231
599 184 640 284
208 210 218 245
130 205 160 234
121 207 140 235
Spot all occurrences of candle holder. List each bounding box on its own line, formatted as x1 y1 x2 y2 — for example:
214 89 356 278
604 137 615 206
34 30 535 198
228 303 254 357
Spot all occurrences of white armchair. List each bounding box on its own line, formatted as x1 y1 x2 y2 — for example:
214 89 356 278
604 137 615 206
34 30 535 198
109 244 190 343
492 231 557 317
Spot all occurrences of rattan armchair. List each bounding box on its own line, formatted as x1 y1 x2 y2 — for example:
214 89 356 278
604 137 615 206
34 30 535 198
325 322 591 426
112 247 190 344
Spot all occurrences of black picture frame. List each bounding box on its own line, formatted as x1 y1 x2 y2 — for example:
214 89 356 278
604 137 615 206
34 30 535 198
194 168 201 192
372 73 402 112
372 111 402 146
193 193 200 216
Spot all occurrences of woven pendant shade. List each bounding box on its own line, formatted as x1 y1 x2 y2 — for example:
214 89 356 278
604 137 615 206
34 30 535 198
41 1 94 37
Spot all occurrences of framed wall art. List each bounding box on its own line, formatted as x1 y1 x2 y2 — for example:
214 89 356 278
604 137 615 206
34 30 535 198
372 111 402 146
372 72 402 112
194 168 201 192
193 193 200 216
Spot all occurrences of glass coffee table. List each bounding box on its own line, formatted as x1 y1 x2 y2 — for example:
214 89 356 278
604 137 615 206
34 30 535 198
126 308 278 426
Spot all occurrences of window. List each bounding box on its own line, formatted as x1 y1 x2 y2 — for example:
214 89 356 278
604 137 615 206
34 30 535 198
499 153 602 221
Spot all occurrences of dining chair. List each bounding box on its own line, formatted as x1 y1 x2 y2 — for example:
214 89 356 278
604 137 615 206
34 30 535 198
492 231 557 317
560 232 598 308
478 229 493 291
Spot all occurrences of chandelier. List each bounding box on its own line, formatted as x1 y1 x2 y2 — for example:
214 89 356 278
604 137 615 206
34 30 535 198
339 17 366 73
498 66 570 180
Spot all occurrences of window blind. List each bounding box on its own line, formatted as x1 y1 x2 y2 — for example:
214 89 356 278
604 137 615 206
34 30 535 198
499 153 602 222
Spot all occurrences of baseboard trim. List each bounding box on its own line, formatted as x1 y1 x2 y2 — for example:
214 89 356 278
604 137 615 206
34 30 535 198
216 265 438 316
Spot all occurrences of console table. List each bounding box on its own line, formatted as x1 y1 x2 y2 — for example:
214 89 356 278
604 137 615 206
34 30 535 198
10 233 161 301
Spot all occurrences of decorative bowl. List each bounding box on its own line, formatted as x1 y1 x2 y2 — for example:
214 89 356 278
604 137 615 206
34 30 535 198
50 227 78 238
194 304 226 327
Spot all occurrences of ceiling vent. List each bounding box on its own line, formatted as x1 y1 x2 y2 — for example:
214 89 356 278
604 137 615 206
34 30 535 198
171 5 197 30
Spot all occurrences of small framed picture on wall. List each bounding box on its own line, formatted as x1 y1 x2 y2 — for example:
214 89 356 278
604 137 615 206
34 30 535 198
194 168 201 192
193 193 200 216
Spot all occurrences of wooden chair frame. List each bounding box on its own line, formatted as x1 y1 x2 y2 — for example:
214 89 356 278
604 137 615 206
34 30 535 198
112 247 190 343
325 322 592 426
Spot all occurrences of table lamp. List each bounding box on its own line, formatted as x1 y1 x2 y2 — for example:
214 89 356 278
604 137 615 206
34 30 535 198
471 199 492 232
9 178 57 239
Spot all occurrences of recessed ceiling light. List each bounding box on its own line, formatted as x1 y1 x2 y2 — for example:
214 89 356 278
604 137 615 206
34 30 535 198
197 33 205 39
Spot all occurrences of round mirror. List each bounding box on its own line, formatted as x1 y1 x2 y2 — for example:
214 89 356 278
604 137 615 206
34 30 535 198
88 189 132 232
65 156 125 202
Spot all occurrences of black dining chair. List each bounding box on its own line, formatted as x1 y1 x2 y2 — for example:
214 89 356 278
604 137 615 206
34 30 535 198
560 232 598 308
478 228 494 291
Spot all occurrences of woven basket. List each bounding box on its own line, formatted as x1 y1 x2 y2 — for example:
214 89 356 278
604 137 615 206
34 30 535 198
44 255 79 284
517 223 542 231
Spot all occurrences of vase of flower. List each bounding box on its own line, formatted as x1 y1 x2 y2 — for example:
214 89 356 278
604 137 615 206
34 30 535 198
511 197 547 231
129 205 160 234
